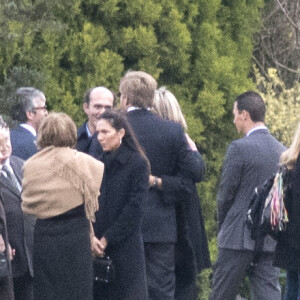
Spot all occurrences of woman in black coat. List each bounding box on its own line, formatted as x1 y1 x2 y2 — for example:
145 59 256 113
152 87 211 300
92 110 149 300
274 123 300 300
274 122 300 300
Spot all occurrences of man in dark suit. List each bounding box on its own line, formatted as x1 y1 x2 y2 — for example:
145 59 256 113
0 118 15 300
118 71 200 300
210 91 285 300
10 87 48 160
0 117 34 300
77 86 114 156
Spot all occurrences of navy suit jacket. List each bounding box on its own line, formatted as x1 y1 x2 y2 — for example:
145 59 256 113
10 125 37 160
0 156 34 278
127 109 199 243
76 122 91 153
77 122 103 160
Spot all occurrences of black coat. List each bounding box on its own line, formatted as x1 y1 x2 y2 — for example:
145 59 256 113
162 150 211 300
93 144 148 300
127 109 201 243
274 155 300 271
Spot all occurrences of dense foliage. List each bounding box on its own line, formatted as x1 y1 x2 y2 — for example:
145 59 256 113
256 67 300 147
6 1 298 298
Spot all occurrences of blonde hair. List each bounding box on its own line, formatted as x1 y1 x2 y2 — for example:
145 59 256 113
153 87 187 130
37 112 77 149
280 121 300 169
119 71 157 109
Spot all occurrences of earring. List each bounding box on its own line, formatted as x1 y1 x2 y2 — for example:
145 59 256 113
120 138 122 145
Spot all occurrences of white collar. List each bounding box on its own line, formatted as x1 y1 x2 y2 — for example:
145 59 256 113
1 158 12 172
247 125 268 137
127 106 141 112
127 106 150 112
20 124 36 136
85 123 92 138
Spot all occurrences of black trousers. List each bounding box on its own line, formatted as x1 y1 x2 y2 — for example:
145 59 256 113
144 242 175 300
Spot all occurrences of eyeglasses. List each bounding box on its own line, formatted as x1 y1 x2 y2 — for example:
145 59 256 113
34 105 47 110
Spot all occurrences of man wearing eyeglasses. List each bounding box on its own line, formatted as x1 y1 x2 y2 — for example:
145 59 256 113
77 86 114 155
10 87 48 160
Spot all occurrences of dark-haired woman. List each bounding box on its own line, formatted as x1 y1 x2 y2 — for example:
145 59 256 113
92 110 149 300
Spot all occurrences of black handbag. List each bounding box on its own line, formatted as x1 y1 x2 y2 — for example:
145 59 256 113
93 255 115 284
0 252 9 280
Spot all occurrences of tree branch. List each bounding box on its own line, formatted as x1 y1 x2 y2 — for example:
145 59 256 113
274 60 300 74
276 0 299 30
252 55 271 80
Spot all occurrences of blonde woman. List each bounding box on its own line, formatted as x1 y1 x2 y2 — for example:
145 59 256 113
153 87 211 299
274 122 300 300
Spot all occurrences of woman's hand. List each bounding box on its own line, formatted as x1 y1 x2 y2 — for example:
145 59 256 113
0 236 15 261
8 244 15 261
149 175 162 190
185 133 197 151
91 236 107 257
0 234 5 253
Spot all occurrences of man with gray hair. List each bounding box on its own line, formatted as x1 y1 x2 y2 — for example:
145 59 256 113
10 87 48 160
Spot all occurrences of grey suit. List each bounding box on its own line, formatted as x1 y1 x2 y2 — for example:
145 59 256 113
210 128 285 300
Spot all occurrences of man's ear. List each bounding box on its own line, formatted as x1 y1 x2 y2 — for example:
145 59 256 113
26 110 35 121
121 95 129 108
83 103 89 115
119 128 125 140
242 110 249 120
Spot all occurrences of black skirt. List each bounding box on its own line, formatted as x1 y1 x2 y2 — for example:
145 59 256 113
33 205 93 300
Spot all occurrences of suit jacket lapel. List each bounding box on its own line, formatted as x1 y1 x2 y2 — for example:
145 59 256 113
6 158 22 196
0 172 21 197
10 158 22 187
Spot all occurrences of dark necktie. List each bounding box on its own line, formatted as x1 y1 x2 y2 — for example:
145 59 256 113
1 165 20 193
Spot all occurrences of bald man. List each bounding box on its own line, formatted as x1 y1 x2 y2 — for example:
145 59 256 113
77 87 114 154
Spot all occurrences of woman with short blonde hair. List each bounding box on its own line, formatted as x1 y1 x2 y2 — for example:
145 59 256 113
153 87 187 130
152 87 211 300
22 112 104 300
